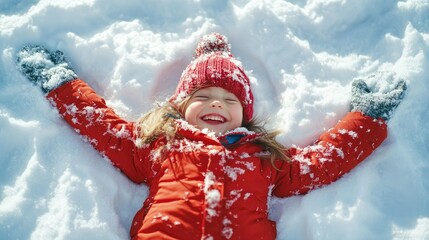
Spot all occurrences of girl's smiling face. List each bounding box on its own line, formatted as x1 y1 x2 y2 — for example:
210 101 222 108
183 87 243 134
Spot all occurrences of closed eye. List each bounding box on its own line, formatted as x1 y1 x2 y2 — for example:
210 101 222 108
194 95 209 100
225 98 238 103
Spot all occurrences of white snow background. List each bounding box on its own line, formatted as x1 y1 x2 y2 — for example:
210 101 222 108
1 0 429 239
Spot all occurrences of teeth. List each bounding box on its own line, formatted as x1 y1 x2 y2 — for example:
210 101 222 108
203 115 225 122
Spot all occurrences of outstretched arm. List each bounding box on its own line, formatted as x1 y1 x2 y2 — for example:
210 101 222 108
16 45 153 183
272 75 407 197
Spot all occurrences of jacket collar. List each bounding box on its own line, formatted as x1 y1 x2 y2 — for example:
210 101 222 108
173 119 262 148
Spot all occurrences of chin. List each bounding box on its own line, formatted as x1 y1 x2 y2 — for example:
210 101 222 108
203 127 227 135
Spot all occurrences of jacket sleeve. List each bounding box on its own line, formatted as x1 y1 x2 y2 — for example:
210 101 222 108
46 79 153 184
272 111 387 197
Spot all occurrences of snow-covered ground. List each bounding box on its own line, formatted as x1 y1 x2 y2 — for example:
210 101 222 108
1 0 428 239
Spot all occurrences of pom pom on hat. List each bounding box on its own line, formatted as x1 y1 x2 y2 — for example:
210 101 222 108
170 32 254 123
194 32 231 57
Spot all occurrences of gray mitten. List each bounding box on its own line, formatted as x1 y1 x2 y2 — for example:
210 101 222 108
16 45 78 93
351 78 407 121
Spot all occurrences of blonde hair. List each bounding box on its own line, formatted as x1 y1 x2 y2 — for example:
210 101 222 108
243 118 291 164
136 98 290 166
136 101 182 146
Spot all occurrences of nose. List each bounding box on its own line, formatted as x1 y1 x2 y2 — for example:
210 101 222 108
211 100 223 109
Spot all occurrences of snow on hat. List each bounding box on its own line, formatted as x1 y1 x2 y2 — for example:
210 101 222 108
170 32 254 123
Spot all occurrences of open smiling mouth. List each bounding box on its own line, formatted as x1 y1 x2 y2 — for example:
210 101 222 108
201 114 226 124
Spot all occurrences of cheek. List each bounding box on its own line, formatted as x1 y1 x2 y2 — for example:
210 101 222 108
184 102 201 123
230 106 244 126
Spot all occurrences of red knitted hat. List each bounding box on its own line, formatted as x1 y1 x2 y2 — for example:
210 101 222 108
170 32 254 123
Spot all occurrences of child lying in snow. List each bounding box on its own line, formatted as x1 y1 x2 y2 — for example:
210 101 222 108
16 32 406 239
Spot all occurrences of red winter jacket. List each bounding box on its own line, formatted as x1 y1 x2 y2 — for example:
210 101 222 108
47 79 387 240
